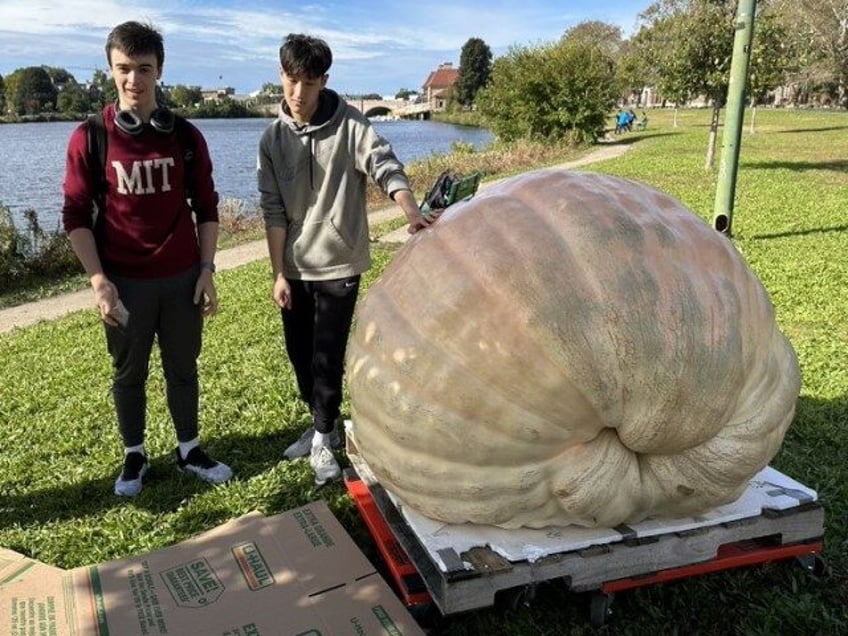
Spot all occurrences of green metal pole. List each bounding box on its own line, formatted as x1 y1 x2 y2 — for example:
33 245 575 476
712 0 757 237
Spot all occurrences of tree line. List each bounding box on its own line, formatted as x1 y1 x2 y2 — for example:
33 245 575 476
0 66 256 121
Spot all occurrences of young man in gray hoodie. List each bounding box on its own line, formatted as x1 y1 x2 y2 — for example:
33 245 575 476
257 33 436 486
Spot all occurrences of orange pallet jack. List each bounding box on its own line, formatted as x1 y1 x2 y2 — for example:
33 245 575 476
343 462 826 628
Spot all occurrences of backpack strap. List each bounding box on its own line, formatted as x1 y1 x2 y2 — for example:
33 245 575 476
86 113 107 193
86 113 108 224
173 115 197 202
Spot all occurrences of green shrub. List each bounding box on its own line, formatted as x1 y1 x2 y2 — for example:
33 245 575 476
476 37 618 143
0 203 81 293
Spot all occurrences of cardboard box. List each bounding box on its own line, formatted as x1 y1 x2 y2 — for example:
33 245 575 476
0 502 424 636
0 547 65 594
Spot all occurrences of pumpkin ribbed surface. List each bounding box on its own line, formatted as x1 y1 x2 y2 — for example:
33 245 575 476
347 169 800 528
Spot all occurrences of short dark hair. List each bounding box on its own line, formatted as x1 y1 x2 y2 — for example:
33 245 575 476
105 21 165 69
279 34 332 78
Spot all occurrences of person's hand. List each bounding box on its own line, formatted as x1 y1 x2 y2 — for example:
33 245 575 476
272 275 292 310
407 207 443 234
91 274 121 326
194 270 218 317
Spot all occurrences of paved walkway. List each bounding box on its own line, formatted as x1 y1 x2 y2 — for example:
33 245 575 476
0 142 630 335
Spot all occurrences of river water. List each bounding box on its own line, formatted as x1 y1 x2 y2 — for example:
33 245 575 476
0 117 493 229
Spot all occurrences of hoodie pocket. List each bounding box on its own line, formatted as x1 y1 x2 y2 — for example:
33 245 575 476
290 219 353 271
328 216 355 250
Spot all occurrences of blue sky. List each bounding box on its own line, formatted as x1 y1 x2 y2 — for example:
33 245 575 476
0 0 648 96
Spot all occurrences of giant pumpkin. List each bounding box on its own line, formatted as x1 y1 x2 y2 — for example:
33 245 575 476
347 169 800 529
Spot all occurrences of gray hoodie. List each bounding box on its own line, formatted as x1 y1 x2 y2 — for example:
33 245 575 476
257 89 411 280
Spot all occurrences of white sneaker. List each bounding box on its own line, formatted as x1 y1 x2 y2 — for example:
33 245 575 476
310 445 341 486
114 452 148 497
284 425 341 460
175 447 233 484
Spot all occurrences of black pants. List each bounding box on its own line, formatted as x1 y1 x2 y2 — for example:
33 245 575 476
105 267 203 447
282 275 360 434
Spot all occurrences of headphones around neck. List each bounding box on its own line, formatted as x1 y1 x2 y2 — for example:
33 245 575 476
114 104 175 136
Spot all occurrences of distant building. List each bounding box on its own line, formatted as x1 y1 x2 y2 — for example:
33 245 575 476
421 62 459 111
201 87 235 101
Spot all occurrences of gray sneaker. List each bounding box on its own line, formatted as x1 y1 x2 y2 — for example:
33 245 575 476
114 452 148 497
175 447 233 485
283 425 341 460
310 445 341 486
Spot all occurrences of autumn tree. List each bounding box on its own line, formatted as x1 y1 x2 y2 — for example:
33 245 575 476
455 38 493 106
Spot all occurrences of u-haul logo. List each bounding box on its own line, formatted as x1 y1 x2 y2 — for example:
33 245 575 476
232 541 275 590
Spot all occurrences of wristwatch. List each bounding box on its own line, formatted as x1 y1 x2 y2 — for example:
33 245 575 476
200 261 216 273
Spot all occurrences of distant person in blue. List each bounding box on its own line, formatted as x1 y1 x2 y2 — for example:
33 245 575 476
257 33 439 486
616 109 629 134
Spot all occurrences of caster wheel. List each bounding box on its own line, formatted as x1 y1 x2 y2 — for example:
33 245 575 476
497 584 536 612
589 591 614 628
796 553 829 578
409 602 442 631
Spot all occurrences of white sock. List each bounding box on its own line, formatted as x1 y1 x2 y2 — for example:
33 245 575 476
312 432 332 450
179 438 199 459
125 444 145 457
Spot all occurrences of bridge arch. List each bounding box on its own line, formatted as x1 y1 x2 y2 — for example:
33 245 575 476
364 105 394 118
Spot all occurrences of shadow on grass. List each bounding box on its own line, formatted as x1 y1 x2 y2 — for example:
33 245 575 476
602 131 677 146
0 425 350 531
749 225 848 239
744 159 848 172
778 396 848 551
748 223 848 241
774 125 848 134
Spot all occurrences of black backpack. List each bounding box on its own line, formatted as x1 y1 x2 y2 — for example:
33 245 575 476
86 112 198 218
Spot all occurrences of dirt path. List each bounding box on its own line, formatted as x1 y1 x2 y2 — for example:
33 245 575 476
0 142 630 335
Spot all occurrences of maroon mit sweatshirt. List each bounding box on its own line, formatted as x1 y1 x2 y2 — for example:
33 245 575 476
62 104 219 279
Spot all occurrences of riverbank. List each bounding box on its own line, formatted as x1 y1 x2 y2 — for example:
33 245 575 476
0 142 630 334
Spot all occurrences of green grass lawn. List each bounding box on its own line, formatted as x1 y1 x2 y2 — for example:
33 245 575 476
1 108 846 635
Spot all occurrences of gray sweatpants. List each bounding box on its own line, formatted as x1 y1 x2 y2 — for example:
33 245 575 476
104 266 203 447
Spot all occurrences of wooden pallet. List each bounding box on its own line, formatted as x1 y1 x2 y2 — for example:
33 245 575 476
344 432 825 618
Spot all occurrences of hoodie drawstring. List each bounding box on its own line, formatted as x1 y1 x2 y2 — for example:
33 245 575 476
309 133 314 190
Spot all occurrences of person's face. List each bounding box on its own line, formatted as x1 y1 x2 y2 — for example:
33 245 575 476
110 49 161 116
281 70 327 124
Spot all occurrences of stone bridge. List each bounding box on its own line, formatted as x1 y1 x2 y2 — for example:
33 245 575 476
254 98 431 119
349 99 432 119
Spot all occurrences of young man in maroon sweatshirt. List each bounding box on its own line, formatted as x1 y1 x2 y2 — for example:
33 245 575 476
62 21 232 496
